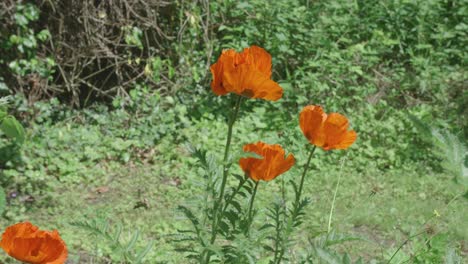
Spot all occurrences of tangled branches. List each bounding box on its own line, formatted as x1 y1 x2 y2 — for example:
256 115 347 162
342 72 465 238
2 0 215 107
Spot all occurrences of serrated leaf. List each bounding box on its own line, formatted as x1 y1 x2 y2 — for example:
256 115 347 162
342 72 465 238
126 230 140 252
230 200 242 213
134 240 154 264
316 247 340 264
263 245 275 252
218 220 230 234
113 224 123 241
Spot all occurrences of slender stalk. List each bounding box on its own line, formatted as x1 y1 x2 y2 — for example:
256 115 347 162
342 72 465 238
296 146 316 203
221 175 248 214
386 231 426 264
276 250 285 264
217 96 243 210
246 181 260 234
273 208 282 263
248 181 260 228
210 95 242 242
275 146 317 264
205 95 242 263
386 190 465 264
327 157 347 233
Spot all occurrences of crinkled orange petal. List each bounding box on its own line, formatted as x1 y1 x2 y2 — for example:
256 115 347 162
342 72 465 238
210 61 228 95
330 130 357 150
242 140 266 154
299 105 327 147
40 231 68 264
223 64 283 101
209 46 282 101
244 45 272 78
300 106 357 150
1 222 67 264
268 151 296 180
322 113 355 150
239 142 295 181
1 222 37 252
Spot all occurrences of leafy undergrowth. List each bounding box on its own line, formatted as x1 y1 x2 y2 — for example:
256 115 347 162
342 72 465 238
0 100 466 263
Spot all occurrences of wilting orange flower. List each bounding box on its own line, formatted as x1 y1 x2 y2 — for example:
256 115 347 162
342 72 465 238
0 222 67 264
239 141 295 181
210 45 283 101
300 105 357 150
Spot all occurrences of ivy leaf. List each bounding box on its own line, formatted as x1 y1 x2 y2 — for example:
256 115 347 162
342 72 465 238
1 115 25 144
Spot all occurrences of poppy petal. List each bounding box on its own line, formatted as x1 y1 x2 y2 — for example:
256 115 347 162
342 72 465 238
223 64 283 101
274 153 295 179
322 113 352 150
210 61 228 95
299 105 326 146
209 45 281 101
245 45 272 78
0 222 67 264
300 106 357 151
333 130 357 150
239 142 294 181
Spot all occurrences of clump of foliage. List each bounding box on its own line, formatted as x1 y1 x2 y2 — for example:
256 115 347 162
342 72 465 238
0 85 190 219
71 218 154 263
0 98 25 216
0 2 55 102
0 0 466 263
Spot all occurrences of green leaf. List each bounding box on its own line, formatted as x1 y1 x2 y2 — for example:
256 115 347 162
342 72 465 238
1 116 25 143
134 240 155 264
0 110 7 121
126 230 140 252
113 224 123 241
0 186 6 215
316 247 340 264
342 253 351 264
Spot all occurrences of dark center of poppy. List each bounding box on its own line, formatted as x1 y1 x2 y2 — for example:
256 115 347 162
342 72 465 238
241 89 254 98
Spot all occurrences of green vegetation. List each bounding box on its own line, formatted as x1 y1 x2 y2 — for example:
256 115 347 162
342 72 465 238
0 0 466 263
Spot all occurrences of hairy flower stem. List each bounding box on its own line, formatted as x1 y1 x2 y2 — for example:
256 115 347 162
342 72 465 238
327 157 346 233
273 206 283 264
246 180 260 235
296 146 316 204
275 146 316 264
205 96 242 262
221 175 248 214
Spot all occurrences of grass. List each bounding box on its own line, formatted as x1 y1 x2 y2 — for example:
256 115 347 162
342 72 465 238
0 107 466 263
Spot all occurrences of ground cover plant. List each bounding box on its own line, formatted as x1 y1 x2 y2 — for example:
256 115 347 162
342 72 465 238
0 0 467 263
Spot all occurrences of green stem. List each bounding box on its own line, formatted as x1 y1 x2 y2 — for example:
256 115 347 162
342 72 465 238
386 190 465 264
386 231 426 264
205 95 242 262
327 157 347 233
273 211 281 263
217 96 243 208
221 175 248 214
246 181 260 234
276 250 285 264
296 146 316 203
275 146 316 264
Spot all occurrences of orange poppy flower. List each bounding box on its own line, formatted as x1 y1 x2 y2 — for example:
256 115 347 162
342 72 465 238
210 45 283 101
0 222 67 264
299 105 357 150
239 141 295 181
